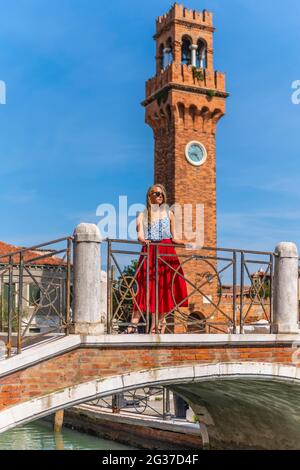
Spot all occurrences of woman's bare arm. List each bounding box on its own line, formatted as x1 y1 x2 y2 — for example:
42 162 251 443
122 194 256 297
169 211 185 245
136 212 150 245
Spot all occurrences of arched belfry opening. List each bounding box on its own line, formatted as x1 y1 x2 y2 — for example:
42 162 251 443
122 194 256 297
158 43 165 70
159 38 173 71
197 39 207 68
164 37 173 68
181 36 192 65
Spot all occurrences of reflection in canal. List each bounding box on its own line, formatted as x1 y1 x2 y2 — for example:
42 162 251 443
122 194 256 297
0 420 134 450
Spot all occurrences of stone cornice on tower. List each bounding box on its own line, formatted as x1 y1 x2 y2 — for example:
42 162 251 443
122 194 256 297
142 67 229 108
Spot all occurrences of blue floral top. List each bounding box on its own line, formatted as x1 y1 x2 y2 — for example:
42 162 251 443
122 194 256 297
143 214 172 241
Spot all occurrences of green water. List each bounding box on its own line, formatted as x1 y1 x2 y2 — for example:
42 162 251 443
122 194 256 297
0 420 134 450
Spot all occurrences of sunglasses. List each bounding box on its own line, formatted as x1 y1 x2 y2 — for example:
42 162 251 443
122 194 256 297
151 191 163 197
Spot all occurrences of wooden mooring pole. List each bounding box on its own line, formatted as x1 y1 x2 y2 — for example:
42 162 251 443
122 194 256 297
54 410 64 433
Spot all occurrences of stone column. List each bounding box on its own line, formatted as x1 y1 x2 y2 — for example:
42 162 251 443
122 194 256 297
72 223 104 335
272 242 299 334
190 44 198 67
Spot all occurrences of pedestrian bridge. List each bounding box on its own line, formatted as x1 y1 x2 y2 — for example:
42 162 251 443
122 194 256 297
1 333 300 449
0 224 300 449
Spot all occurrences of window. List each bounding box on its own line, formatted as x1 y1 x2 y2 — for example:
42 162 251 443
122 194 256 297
29 284 41 307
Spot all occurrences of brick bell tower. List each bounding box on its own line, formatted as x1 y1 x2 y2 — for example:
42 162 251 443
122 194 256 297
142 3 229 330
142 3 228 249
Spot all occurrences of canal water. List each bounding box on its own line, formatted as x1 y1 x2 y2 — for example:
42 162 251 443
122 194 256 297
0 420 134 450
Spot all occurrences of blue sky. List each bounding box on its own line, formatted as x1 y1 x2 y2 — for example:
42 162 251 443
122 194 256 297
0 0 300 252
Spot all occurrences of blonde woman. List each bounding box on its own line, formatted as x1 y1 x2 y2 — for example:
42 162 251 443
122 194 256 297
126 184 189 334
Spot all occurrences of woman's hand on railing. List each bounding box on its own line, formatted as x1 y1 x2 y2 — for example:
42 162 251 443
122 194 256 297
172 238 186 246
184 242 203 250
138 237 151 246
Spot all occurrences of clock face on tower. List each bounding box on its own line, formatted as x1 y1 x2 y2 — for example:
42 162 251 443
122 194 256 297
185 141 207 167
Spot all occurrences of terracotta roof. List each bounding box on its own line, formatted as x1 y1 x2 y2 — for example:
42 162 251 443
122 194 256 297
0 240 67 267
221 285 252 296
222 284 251 292
250 270 271 278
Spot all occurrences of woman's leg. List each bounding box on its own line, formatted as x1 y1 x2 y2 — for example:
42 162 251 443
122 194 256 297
158 314 166 334
150 314 166 334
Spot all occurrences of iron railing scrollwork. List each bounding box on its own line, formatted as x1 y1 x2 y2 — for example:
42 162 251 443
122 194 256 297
106 239 274 335
0 237 73 357
90 386 173 420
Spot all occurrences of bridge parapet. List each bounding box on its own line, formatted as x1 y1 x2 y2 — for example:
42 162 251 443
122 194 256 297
0 224 299 358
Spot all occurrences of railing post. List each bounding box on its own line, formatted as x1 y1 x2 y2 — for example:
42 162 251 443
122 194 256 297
65 238 72 335
112 393 125 414
163 388 172 421
7 256 13 358
272 242 299 334
17 252 24 354
71 223 105 335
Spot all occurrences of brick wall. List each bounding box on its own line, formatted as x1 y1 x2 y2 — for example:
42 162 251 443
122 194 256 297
0 343 296 412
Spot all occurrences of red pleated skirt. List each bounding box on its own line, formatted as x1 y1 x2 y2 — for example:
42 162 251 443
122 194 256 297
133 239 189 315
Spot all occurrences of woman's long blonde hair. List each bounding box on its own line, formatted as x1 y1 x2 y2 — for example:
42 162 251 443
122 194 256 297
145 184 167 227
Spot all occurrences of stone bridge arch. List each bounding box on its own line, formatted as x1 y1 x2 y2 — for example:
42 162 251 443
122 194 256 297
1 361 300 450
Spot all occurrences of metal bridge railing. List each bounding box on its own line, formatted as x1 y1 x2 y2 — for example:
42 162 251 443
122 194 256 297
298 257 300 322
105 239 274 335
0 237 73 357
90 386 175 421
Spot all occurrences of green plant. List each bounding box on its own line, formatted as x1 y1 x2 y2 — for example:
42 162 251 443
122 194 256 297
207 89 217 98
192 67 204 81
250 278 271 300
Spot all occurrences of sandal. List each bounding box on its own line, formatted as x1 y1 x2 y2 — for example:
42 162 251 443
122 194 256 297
124 325 137 334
